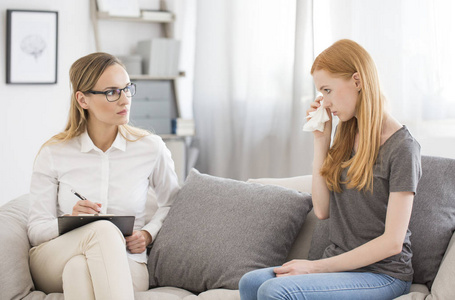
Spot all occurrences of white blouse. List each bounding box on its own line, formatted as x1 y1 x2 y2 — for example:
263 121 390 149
27 131 180 263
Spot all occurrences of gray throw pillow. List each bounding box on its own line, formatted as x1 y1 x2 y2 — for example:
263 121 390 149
148 169 313 293
308 155 455 289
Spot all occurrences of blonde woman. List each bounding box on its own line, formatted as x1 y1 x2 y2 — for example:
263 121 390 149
27 52 180 300
239 40 421 299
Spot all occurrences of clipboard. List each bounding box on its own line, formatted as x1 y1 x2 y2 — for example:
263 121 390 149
58 215 135 236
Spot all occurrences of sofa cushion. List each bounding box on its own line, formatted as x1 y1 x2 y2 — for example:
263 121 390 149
308 155 455 289
0 194 35 300
247 175 312 194
148 169 313 293
134 287 194 300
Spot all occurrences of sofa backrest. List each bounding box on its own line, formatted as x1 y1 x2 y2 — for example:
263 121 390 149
286 209 318 260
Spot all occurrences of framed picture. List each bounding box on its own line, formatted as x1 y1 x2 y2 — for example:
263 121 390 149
6 10 58 84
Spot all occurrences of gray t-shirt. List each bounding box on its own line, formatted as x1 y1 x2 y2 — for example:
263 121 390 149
322 126 422 282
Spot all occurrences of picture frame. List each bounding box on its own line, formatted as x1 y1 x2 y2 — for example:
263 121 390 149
6 10 58 84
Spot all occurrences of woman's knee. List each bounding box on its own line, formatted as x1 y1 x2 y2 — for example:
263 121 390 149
257 279 288 300
239 268 275 291
239 270 256 290
85 220 125 243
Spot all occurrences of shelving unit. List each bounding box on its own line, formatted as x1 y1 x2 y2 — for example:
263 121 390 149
89 0 182 127
90 0 175 50
95 11 174 23
89 0 193 182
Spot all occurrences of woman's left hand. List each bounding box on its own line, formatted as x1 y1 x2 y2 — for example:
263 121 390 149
125 230 152 254
274 259 326 277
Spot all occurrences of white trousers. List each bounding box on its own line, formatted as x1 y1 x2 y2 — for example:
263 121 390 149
29 220 149 300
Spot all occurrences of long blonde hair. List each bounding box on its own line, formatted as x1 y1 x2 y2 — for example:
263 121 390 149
42 52 149 148
311 39 385 193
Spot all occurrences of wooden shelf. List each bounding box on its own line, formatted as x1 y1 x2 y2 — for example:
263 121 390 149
96 11 174 23
130 75 179 81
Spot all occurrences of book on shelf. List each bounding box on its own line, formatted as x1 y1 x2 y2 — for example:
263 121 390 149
172 118 195 136
137 38 181 77
141 10 174 22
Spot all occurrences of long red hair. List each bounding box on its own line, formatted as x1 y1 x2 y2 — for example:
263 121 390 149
311 40 385 193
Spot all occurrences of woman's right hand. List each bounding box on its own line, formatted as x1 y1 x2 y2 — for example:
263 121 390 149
306 95 332 142
308 96 332 219
72 200 102 216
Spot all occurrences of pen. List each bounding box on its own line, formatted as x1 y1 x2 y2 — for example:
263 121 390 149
71 189 87 201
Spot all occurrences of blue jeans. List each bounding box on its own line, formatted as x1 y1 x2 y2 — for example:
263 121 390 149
239 267 411 300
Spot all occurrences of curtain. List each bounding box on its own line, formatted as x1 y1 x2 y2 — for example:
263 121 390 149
312 0 455 138
164 0 197 120
193 0 455 180
193 0 315 180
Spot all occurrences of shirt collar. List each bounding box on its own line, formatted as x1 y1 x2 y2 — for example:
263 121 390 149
80 130 127 153
111 131 127 152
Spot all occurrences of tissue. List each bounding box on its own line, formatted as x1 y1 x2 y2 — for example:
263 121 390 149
302 104 330 132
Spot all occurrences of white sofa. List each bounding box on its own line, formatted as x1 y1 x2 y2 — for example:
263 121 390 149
1 155 454 300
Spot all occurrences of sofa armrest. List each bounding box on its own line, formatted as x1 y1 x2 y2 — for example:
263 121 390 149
247 175 312 194
424 230 455 300
0 195 36 300
394 230 455 300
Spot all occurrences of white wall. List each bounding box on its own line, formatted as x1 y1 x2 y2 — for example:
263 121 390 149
0 1 164 206
0 0 194 206
1 1 96 206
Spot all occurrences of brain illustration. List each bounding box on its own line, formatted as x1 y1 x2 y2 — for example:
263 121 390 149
20 35 47 60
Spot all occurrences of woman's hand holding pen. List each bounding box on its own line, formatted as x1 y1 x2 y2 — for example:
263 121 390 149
126 230 152 254
70 188 153 253
71 200 102 216
71 189 102 216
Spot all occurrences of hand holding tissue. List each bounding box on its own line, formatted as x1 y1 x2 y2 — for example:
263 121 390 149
302 103 330 132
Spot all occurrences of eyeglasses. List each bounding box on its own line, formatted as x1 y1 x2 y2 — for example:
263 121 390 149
87 83 136 102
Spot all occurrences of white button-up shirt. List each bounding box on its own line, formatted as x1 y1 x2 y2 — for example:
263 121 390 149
28 131 180 263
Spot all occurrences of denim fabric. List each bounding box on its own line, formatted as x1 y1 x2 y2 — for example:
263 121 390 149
239 267 411 300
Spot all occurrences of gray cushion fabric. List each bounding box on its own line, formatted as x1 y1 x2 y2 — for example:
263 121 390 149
148 169 313 293
0 194 35 300
408 156 455 288
308 155 455 289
